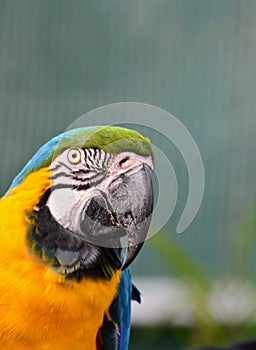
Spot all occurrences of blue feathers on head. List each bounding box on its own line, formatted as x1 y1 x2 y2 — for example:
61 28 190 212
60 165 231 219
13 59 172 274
7 125 152 193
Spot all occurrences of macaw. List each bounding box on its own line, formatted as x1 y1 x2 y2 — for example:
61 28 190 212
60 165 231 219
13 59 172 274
0 126 154 350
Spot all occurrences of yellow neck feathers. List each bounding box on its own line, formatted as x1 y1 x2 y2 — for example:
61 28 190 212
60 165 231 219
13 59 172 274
0 168 121 350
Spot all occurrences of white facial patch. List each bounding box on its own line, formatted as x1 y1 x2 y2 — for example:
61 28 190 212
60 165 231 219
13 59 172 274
47 148 153 234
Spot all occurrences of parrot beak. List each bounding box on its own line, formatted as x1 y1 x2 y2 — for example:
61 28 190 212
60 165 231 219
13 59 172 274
107 164 154 270
79 164 153 270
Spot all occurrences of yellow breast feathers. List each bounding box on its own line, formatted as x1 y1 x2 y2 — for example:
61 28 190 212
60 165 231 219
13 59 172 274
0 168 120 350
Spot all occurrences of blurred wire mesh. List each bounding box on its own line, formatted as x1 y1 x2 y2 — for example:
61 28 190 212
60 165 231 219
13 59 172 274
0 1 256 348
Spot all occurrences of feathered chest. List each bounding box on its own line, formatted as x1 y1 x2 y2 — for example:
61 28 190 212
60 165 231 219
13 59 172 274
0 168 121 349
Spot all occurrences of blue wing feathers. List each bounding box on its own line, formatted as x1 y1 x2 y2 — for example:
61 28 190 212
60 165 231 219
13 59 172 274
112 269 132 350
102 269 134 350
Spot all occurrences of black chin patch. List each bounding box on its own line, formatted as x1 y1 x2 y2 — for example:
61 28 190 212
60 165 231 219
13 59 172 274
80 194 126 247
27 197 122 281
82 195 117 229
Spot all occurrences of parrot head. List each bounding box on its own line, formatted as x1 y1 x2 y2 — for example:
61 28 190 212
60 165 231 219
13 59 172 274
9 126 154 279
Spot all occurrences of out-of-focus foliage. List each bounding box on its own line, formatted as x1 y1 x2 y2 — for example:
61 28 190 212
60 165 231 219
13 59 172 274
149 233 227 347
135 206 256 349
233 205 256 277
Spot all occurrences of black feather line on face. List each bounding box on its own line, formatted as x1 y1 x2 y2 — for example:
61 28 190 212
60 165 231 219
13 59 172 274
50 172 74 180
27 191 122 281
71 171 106 183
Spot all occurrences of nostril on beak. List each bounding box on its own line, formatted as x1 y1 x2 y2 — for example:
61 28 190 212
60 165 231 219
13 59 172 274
119 156 130 168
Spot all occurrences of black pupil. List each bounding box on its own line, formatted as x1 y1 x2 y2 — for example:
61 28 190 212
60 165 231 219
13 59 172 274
72 152 77 158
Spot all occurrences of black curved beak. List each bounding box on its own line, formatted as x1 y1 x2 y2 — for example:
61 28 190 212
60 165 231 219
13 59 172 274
79 164 153 270
107 164 154 270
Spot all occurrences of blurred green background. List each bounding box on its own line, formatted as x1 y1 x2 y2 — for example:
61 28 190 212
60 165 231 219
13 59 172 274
1 1 256 349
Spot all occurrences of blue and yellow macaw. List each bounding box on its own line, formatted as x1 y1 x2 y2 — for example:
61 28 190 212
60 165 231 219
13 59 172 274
0 126 154 350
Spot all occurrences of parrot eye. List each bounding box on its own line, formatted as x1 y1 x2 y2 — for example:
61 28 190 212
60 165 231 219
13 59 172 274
67 148 81 164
